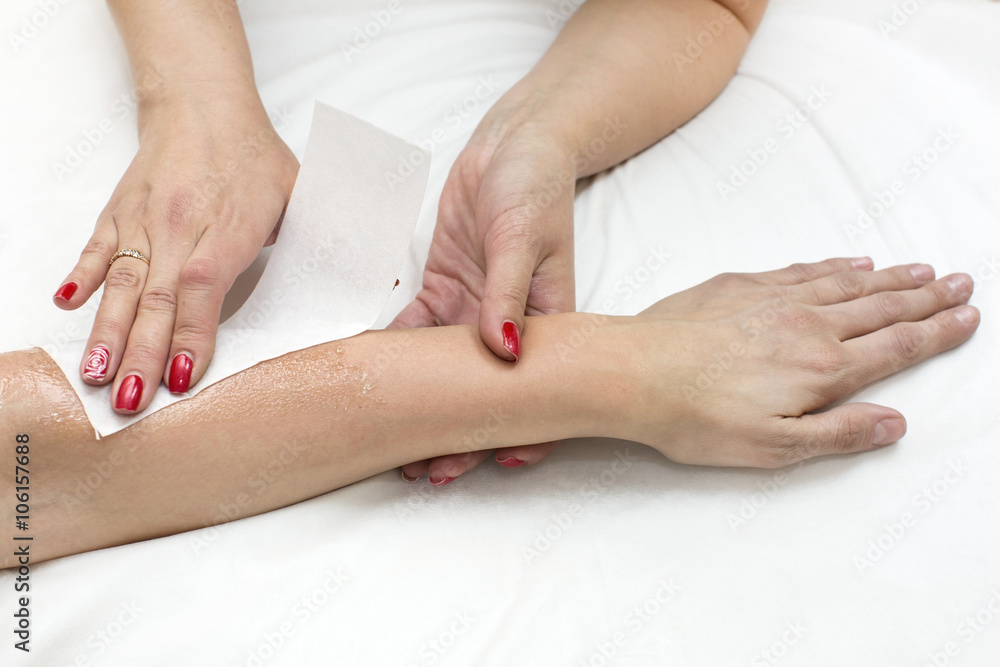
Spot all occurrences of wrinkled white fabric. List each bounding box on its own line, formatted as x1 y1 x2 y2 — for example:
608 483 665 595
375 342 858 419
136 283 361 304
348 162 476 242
1 0 998 665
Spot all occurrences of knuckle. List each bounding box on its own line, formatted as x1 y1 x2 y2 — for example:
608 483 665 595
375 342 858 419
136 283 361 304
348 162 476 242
179 257 225 291
760 438 800 468
832 412 870 454
833 272 865 301
888 325 924 361
710 272 742 289
137 285 178 315
777 305 820 332
165 189 198 226
487 207 548 251
80 238 114 262
104 266 143 291
173 318 217 344
123 341 166 368
95 316 129 342
873 292 908 322
802 341 850 375
786 262 815 281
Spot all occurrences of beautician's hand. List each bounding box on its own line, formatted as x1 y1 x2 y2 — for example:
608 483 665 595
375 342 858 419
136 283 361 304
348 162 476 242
616 258 978 466
391 121 576 483
393 0 772 483
52 93 298 414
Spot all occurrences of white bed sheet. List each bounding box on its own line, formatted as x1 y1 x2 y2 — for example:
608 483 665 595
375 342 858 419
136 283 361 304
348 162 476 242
1 0 999 665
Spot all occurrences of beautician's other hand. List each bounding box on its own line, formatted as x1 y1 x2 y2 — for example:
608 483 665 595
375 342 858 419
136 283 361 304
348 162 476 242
52 92 298 414
391 118 576 483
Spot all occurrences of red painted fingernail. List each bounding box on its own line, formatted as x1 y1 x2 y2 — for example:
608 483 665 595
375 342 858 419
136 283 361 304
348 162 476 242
497 457 526 468
115 375 143 412
54 282 78 301
429 476 455 486
83 345 110 382
168 354 193 394
501 320 520 361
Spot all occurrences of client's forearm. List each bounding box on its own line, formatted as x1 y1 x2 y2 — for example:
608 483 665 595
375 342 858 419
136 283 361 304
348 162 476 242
1 314 616 564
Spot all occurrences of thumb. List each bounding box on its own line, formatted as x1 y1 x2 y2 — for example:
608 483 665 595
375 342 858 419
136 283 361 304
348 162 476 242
480 242 538 362
779 403 907 465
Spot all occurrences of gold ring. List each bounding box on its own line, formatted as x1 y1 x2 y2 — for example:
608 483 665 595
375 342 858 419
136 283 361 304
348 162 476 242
108 249 150 267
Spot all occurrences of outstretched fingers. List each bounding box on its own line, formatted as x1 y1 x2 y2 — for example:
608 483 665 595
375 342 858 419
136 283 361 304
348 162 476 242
825 273 973 341
845 305 980 387
754 257 873 286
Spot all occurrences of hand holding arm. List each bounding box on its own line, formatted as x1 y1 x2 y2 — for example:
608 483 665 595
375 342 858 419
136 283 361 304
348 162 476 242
394 0 770 478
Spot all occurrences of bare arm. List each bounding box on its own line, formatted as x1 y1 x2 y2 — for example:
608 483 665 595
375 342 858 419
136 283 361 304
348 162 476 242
6 259 978 566
486 0 769 177
105 0 262 133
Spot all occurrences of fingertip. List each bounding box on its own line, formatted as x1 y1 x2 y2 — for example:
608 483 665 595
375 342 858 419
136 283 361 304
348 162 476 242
849 256 874 270
112 373 145 414
501 319 520 362
427 450 493 483
953 304 980 327
52 281 79 308
401 461 429 482
872 417 907 447
167 352 194 394
496 441 560 467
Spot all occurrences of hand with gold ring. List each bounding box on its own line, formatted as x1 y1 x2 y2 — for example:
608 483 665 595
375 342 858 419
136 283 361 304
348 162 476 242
51 0 298 414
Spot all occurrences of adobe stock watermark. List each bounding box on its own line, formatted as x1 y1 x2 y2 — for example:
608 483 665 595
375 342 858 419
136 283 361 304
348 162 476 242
237 567 350 667
340 0 413 63
404 611 476 667
683 293 794 404
575 579 680 667
673 1 748 72
853 459 967 574
716 85 833 201
725 437 830 532
53 429 151 514
384 75 504 191
751 621 807 667
974 254 1000 287
521 115 630 221
191 118 296 215
7 0 72 52
223 235 339 344
393 406 509 519
51 65 164 182
521 448 638 564
554 244 668 363
843 127 959 240
66 601 144 666
189 440 307 556
544 0 585 29
878 0 928 38
922 588 1000 667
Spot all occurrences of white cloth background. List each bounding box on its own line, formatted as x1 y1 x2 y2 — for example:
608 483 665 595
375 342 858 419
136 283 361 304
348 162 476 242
1 0 999 665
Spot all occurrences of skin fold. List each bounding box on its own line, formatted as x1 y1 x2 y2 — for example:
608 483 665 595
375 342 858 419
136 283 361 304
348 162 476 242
1 259 980 567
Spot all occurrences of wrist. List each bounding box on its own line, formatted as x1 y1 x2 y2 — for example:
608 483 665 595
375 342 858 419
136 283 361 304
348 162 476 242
527 312 638 442
134 81 271 143
471 83 583 176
